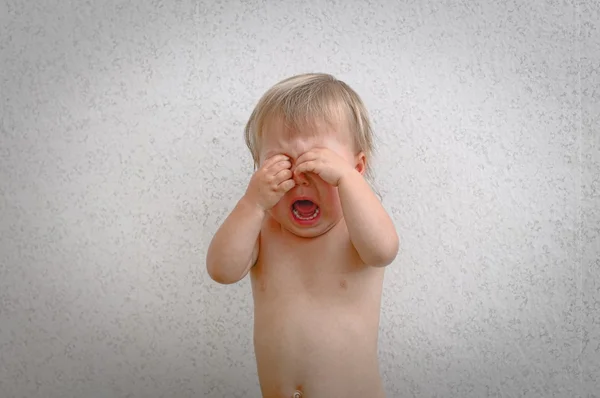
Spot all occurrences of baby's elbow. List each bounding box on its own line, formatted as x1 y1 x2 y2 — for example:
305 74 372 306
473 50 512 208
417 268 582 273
369 234 399 267
211 274 241 285
206 261 223 283
206 256 244 285
207 266 243 285
207 266 232 284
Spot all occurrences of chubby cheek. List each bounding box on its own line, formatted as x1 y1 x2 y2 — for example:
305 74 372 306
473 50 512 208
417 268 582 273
319 187 343 213
270 198 291 219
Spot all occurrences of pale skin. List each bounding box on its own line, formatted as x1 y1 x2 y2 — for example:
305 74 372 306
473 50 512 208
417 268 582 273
206 118 399 397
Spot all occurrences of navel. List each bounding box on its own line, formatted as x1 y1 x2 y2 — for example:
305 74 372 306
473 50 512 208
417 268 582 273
292 384 303 398
339 279 347 289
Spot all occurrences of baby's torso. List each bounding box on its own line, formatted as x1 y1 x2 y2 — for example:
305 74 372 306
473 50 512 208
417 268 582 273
249 217 386 398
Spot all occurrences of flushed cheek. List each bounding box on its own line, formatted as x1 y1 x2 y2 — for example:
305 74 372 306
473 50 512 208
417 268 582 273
271 200 292 217
323 192 344 214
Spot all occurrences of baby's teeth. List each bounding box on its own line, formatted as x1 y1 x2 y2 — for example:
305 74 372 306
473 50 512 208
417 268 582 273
293 207 319 220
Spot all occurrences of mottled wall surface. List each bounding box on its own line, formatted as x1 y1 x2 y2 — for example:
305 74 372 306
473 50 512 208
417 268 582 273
1 1 598 397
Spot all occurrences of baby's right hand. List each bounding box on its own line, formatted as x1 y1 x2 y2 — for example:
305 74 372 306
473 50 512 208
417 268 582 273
243 154 296 211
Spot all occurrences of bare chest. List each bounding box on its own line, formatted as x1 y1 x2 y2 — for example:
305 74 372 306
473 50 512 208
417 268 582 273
250 221 382 301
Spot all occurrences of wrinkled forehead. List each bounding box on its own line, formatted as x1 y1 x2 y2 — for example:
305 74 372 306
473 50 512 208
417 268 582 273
258 116 353 161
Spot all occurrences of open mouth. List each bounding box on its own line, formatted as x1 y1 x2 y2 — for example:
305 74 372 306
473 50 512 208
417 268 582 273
291 200 320 221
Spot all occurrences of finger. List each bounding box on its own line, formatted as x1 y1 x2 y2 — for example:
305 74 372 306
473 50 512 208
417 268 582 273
294 160 317 176
268 160 292 172
277 179 296 193
273 168 292 184
262 154 289 169
296 151 317 165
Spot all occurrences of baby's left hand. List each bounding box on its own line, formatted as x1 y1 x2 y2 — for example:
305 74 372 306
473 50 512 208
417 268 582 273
293 148 355 187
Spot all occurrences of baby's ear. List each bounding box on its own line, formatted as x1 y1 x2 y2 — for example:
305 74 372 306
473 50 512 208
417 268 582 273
354 152 366 175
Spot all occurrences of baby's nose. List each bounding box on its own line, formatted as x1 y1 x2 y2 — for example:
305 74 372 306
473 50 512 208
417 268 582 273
293 171 310 186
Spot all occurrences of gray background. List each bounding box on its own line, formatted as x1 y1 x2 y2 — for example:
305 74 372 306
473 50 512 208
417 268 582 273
1 0 598 397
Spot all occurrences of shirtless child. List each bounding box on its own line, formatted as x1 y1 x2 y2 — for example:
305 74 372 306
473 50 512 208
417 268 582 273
206 73 399 398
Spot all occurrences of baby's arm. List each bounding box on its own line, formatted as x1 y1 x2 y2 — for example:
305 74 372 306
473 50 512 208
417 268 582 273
338 171 399 267
206 197 264 284
206 154 294 284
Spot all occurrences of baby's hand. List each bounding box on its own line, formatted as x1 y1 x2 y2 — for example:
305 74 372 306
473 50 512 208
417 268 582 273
294 148 354 187
244 154 296 211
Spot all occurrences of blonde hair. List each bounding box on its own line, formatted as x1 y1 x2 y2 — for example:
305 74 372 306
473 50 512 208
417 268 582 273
244 73 376 182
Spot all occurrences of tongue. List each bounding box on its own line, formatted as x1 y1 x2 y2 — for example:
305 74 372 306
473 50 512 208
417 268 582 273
294 200 317 216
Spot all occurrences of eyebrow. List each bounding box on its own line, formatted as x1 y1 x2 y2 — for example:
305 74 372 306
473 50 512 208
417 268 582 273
263 149 286 158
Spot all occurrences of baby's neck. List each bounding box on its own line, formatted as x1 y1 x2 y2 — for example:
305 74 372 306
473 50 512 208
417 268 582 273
270 215 346 243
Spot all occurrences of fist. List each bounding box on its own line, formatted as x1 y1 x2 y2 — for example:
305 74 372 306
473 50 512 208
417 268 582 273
293 147 355 187
244 154 296 211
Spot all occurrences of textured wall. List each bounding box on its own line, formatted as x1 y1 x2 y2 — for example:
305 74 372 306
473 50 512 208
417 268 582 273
1 0 598 397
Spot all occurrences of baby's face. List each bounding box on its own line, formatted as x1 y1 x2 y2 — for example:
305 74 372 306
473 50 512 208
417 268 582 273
258 117 363 238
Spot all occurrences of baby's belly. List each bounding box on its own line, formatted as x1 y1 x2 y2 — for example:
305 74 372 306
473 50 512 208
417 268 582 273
253 297 384 398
